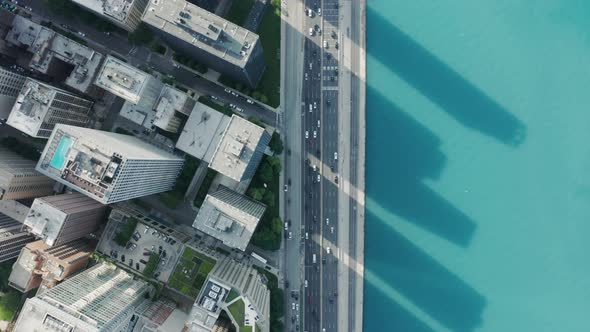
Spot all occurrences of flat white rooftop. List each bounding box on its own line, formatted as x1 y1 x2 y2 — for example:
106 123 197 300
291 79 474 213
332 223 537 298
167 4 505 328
6 15 104 93
192 186 265 251
95 56 150 104
176 102 230 161
142 0 260 68
208 115 268 182
6 79 91 138
72 0 139 24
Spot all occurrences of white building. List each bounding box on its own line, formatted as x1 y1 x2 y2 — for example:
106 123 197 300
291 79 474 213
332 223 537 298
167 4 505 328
36 124 185 204
0 147 55 201
208 115 271 182
69 0 149 31
192 185 266 251
13 262 151 332
176 102 230 162
0 66 26 120
23 192 107 246
7 78 94 138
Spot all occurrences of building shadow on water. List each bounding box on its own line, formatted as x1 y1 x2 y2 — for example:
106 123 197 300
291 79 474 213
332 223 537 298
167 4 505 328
364 85 486 331
367 7 526 147
367 86 476 247
364 218 486 332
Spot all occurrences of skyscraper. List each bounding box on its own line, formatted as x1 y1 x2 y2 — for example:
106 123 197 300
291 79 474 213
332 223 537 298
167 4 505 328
0 211 35 263
0 66 26 120
142 0 266 88
0 147 55 201
68 0 149 31
36 125 184 204
8 238 95 292
7 78 94 138
23 192 106 246
13 262 151 332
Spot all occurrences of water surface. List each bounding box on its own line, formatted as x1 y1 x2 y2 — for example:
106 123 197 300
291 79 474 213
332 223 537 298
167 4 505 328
364 1 590 331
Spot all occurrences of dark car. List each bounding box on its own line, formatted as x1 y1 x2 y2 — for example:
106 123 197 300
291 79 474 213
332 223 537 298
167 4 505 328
135 263 140 270
285 280 290 288
121 255 125 262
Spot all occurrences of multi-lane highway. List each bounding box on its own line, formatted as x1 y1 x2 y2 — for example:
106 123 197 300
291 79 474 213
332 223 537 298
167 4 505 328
300 0 341 331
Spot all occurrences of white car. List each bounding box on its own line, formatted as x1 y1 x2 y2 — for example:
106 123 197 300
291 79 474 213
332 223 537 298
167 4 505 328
211 95 219 100
317 8 321 16
317 120 321 128
317 174 321 182
313 101 317 109
224 88 231 93
326 247 331 254
313 164 317 172
305 232 309 240
330 226 334 233
313 130 317 138
307 8 313 17
309 28 314 36
323 40 328 48
305 131 309 139
326 218 329 225
305 280 308 287
309 104 313 112
288 231 292 239
334 152 338 160
246 99 254 104
284 185 288 192
231 91 238 97
172 63 180 68
236 107 244 112
305 72 309 81
78 31 86 37
292 303 296 310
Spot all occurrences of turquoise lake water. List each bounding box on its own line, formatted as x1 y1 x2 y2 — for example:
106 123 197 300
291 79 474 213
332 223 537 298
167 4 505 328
364 1 590 331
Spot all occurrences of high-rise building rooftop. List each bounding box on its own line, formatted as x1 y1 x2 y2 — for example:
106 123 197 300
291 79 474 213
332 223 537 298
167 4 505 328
152 85 194 133
36 125 184 204
7 78 94 138
176 101 230 161
23 192 106 246
94 55 152 104
208 115 271 182
186 257 270 332
0 66 26 119
69 0 149 31
142 0 260 69
13 262 151 332
192 185 266 251
5 15 105 93
8 238 95 292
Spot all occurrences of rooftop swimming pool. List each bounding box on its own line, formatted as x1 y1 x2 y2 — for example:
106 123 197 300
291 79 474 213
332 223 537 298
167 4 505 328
50 136 73 170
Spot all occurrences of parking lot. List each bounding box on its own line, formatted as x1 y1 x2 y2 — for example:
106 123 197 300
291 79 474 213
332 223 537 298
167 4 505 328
98 210 184 283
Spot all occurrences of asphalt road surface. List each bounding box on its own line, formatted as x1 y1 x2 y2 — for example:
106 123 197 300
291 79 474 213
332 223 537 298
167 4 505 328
301 0 341 331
